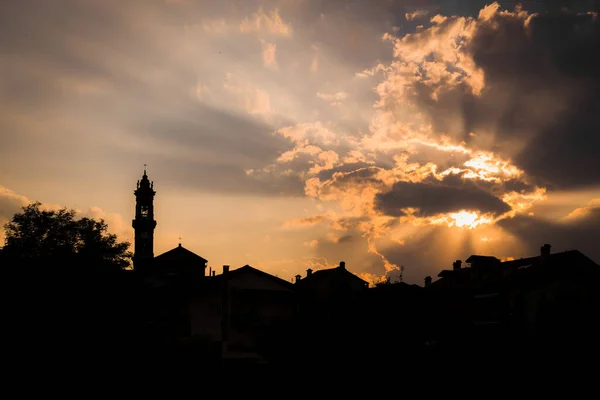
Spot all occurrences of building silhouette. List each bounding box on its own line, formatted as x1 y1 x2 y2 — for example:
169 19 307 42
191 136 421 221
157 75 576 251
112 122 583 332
427 244 600 357
125 167 600 369
132 167 157 272
295 261 368 312
131 168 208 278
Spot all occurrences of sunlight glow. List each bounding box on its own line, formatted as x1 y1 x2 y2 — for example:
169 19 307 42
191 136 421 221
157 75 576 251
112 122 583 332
463 152 522 181
425 210 494 229
401 209 495 229
449 210 493 228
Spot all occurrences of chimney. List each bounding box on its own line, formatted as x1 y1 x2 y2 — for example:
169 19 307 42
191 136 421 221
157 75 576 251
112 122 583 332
223 265 229 274
424 276 432 287
541 244 551 256
212 271 215 277
209 267 212 277
453 260 462 270
339 261 346 270
295 274 302 283
306 268 313 277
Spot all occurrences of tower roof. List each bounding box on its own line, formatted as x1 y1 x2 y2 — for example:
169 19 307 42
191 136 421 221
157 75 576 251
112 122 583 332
135 164 155 195
154 244 208 264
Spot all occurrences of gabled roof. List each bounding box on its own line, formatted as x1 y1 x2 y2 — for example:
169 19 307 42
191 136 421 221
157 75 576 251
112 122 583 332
500 249 598 274
465 255 500 264
154 244 207 263
209 264 295 290
298 264 368 286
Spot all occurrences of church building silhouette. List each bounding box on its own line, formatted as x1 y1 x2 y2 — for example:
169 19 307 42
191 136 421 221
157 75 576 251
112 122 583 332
132 167 208 278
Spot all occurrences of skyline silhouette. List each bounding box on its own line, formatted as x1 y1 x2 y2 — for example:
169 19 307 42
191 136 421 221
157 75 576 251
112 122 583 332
2 196 599 372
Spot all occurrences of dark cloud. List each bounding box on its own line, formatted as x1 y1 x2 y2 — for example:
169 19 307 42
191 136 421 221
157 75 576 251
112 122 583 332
281 0 401 69
137 102 290 167
112 108 307 197
409 6 600 189
375 179 511 217
474 9 600 189
430 172 539 200
316 162 378 181
160 160 306 197
320 167 385 195
497 210 600 262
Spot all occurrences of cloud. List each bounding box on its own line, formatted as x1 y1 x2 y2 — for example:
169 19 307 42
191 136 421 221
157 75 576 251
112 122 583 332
124 105 305 197
283 214 331 228
0 186 31 239
498 206 600 262
374 179 512 218
239 8 292 37
316 91 348 106
385 2 600 189
261 41 278 69
200 6 293 37
312 232 388 278
4 0 600 284
405 10 429 21
81 206 135 244
564 199 600 221
272 2 600 282
201 18 231 34
223 74 273 116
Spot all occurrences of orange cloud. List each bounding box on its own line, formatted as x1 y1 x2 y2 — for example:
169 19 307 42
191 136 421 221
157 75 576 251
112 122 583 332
316 91 348 106
564 199 600 221
222 74 272 116
261 41 278 69
240 8 292 37
269 2 561 284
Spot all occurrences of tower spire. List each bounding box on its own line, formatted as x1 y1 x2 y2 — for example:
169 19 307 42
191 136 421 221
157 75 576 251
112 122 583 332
132 167 157 272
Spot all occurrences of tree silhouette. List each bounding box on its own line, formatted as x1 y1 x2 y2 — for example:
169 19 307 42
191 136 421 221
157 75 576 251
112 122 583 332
0 202 132 270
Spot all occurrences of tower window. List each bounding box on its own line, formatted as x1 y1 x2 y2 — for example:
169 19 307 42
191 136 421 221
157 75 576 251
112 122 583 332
140 205 149 218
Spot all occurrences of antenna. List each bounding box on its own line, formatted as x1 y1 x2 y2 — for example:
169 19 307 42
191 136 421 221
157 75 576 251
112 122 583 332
399 265 405 283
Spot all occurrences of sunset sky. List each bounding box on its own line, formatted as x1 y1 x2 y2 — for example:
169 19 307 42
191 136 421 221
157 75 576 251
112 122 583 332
2 0 600 285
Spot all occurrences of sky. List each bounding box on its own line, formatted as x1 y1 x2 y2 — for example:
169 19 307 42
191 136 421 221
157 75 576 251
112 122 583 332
2 0 600 285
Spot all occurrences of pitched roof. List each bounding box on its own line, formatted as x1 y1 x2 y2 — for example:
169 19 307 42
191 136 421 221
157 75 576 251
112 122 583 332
500 249 598 274
299 265 368 286
154 244 207 263
208 265 295 290
465 255 500 264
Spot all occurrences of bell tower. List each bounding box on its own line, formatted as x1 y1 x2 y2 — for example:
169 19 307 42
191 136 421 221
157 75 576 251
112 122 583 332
132 165 157 272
